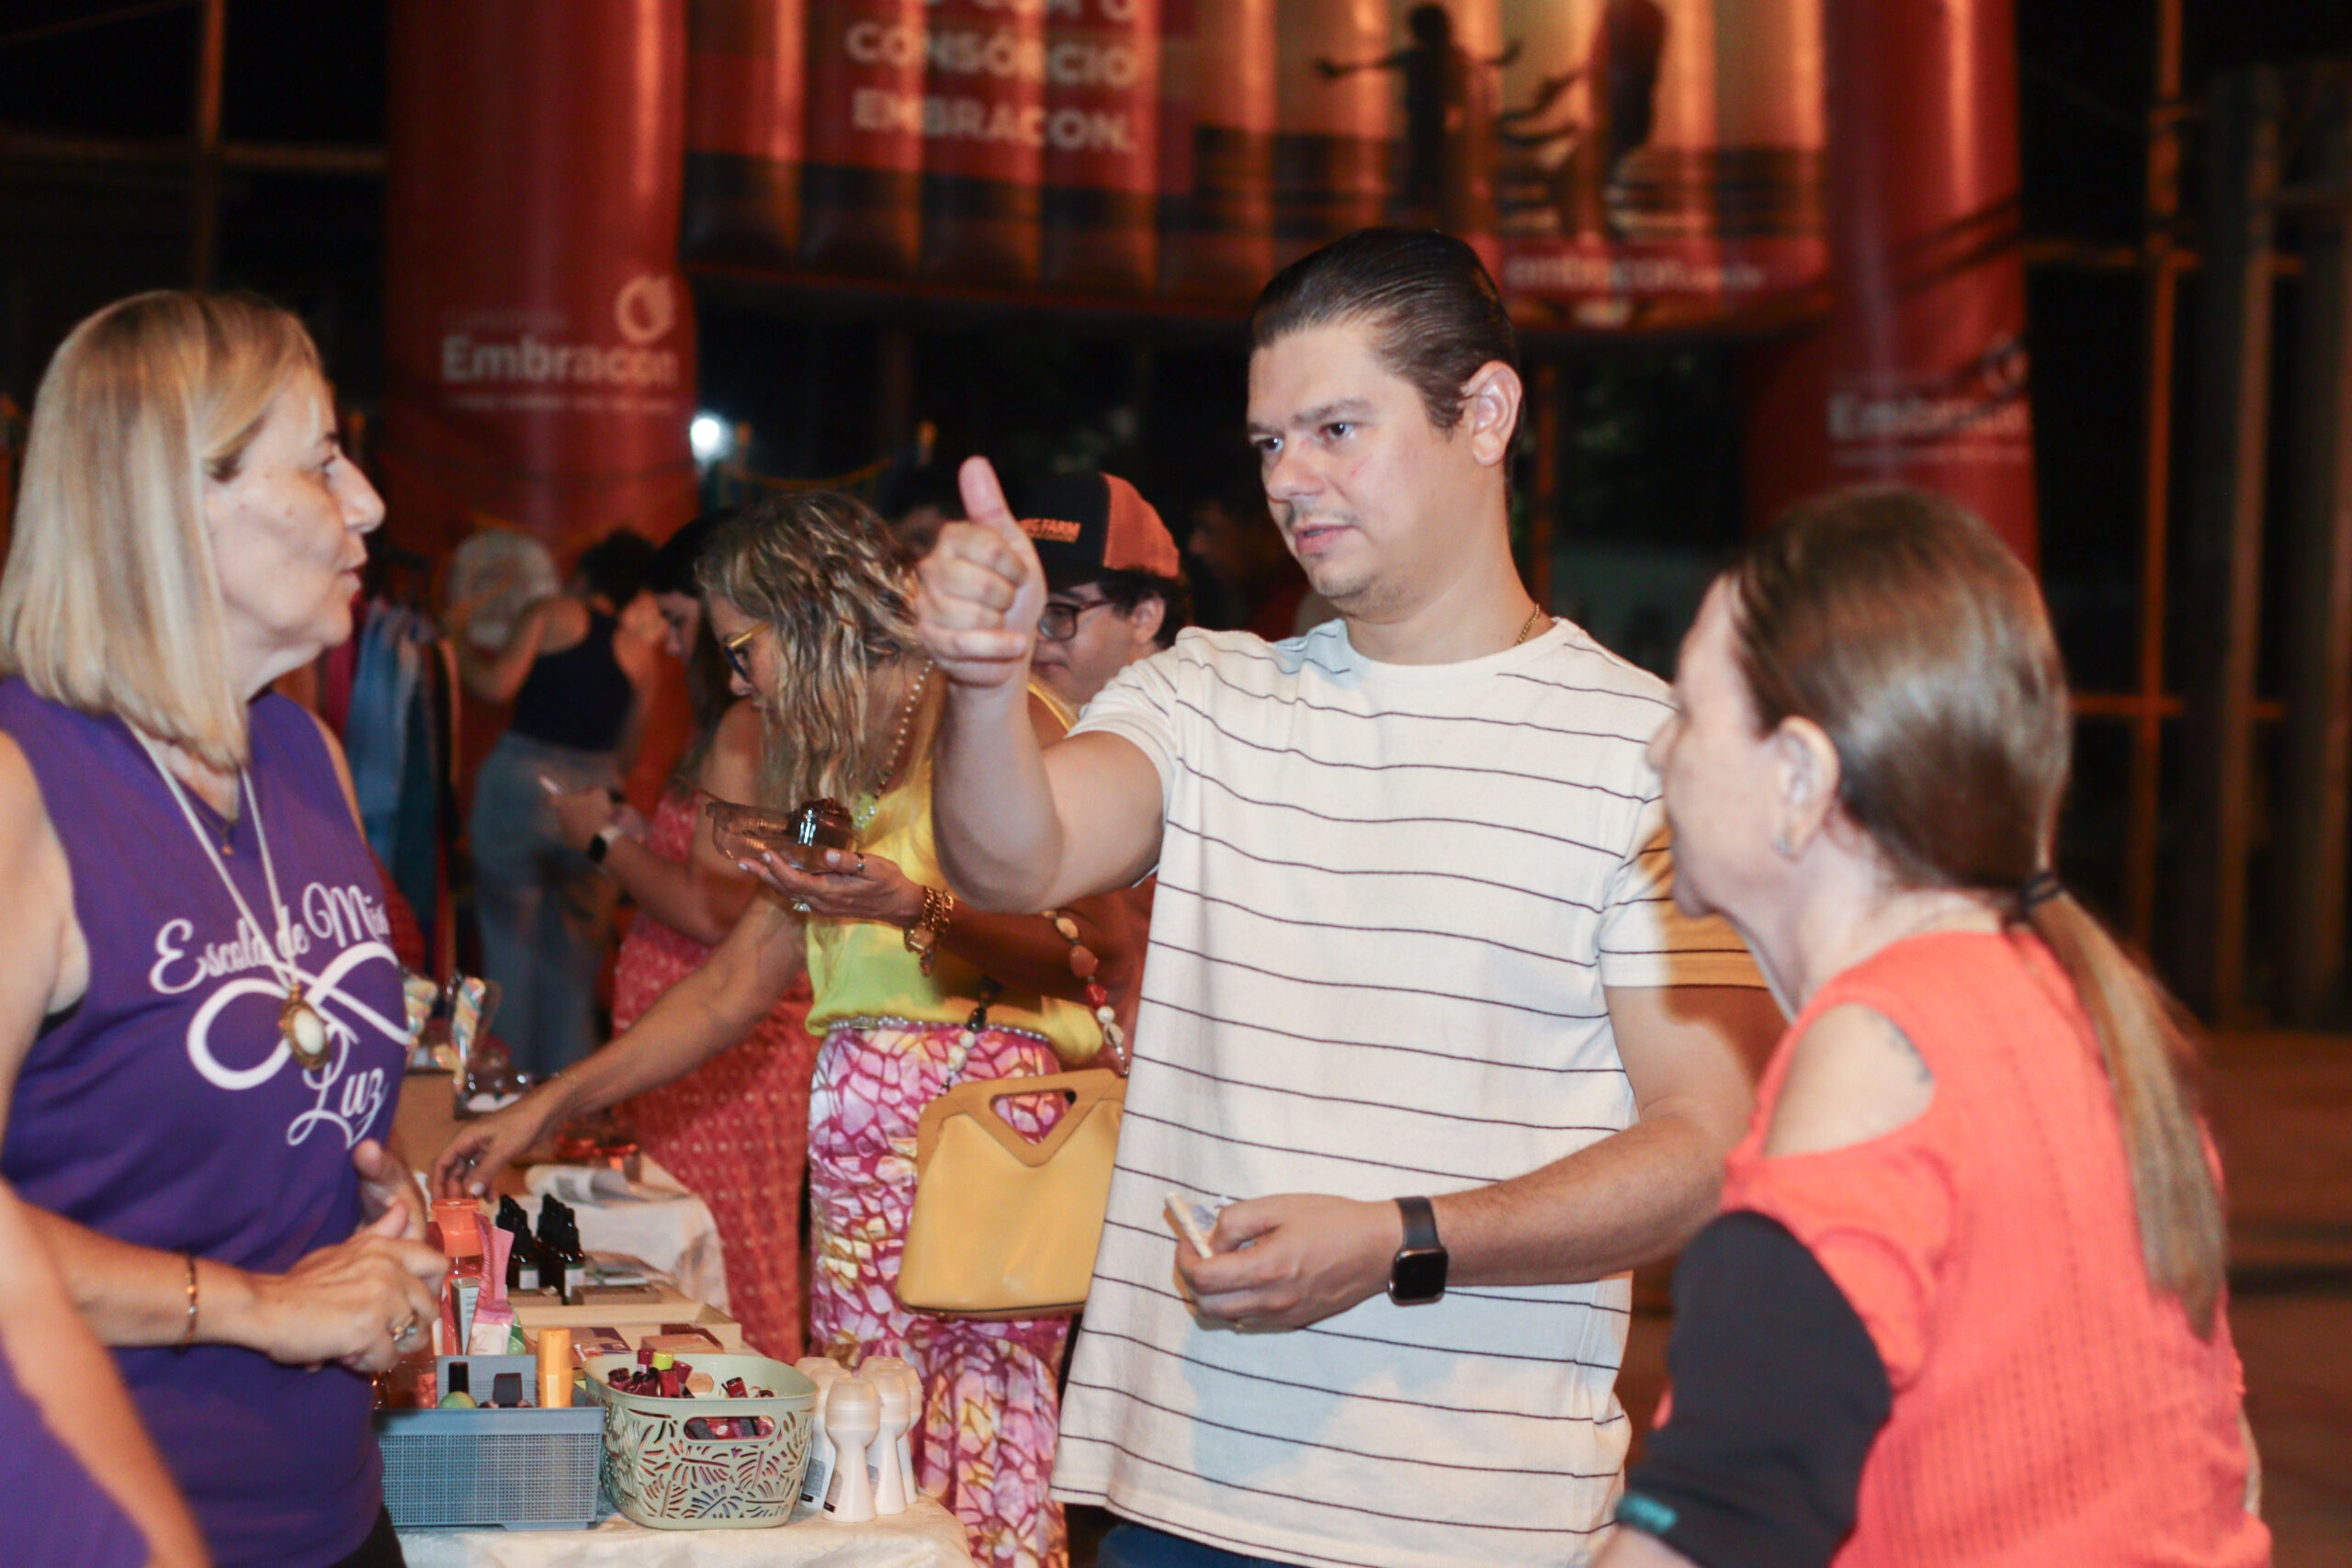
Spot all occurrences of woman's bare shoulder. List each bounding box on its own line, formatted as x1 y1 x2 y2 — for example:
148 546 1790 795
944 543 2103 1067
1763 1002 1936 1158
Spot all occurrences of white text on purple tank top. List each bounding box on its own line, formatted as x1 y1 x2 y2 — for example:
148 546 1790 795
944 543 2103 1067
144 878 399 1148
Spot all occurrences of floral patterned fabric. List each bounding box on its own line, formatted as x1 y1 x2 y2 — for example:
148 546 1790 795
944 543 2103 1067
613 789 817 1361
809 1017 1072 1568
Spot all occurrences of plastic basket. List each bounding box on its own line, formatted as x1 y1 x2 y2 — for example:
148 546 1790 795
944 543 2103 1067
585 1352 818 1529
377 1356 604 1530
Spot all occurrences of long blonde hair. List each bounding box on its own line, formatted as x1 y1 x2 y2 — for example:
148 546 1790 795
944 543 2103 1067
1729 486 2226 1337
0 290 322 771
697 491 918 809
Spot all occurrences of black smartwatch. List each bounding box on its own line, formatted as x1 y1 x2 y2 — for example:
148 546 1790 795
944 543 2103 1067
1387 1195 1448 1306
586 826 617 865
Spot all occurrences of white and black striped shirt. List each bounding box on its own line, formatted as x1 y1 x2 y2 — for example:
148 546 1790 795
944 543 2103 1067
1053 620 1766 1568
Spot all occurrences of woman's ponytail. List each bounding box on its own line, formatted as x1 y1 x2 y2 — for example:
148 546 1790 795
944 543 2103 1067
2026 891 2225 1337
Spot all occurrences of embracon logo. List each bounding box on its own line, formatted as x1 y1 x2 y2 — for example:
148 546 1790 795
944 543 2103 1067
438 273 684 389
615 274 679 345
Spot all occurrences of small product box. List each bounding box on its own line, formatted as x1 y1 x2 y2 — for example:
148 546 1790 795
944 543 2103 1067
512 1281 746 1353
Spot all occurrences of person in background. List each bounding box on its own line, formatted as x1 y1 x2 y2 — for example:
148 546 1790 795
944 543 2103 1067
1020 470 1192 720
643 508 732 659
877 453 967 560
0 290 446 1568
544 516 818 1359
915 228 1778 1568
455 528 663 1079
1183 460 1329 639
0 1179 209 1567
1602 488 2267 1567
1017 468 1184 1059
436 493 1148 1568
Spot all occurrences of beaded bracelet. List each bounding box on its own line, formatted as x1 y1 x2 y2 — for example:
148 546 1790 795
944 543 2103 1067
1044 908 1128 1072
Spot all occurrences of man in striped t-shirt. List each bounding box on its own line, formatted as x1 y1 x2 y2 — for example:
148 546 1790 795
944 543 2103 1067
918 229 1779 1568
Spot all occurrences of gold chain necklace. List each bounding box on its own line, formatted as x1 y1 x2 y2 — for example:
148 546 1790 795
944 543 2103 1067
854 659 933 833
1511 604 1548 646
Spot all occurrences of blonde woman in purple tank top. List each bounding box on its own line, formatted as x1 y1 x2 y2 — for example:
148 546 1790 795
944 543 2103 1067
0 293 447 1568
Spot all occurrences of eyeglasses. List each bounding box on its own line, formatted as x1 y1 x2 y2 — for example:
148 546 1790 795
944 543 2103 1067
719 621 763 682
1037 598 1116 644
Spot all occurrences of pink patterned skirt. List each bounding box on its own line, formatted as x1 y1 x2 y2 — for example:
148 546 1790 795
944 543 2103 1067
808 1018 1071 1568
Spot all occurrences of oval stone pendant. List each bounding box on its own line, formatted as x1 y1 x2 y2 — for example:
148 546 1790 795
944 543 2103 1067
281 987 332 1070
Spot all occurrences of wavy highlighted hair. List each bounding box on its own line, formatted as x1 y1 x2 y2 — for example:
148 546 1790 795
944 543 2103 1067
0 290 322 771
697 491 918 809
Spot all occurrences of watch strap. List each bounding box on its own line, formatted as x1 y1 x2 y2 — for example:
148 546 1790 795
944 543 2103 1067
1396 1194 1439 1252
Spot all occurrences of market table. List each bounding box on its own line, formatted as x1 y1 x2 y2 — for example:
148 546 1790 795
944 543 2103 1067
399 1496 976 1568
396 1068 729 1309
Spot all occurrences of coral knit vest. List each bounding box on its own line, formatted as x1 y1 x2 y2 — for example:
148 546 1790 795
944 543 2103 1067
1720 930 2267 1567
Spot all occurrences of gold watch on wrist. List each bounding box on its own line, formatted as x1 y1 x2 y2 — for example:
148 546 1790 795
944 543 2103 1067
904 886 956 976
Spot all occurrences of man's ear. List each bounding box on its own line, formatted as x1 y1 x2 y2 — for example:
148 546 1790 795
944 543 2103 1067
1461 360 1523 468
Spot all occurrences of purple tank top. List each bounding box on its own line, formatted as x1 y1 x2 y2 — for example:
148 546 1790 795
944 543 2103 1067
0 682 404 1568
0 1334 146 1568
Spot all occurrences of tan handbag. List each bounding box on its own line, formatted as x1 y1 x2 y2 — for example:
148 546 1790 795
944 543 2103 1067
896 1067 1126 1319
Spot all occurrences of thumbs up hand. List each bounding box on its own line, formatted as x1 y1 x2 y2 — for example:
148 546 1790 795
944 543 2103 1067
914 457 1048 692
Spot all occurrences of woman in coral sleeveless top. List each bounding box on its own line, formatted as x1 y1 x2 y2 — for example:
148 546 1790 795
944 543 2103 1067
1600 488 2267 1568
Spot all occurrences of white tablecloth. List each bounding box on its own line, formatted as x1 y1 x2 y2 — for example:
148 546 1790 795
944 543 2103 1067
516 1158 729 1312
398 1497 974 1568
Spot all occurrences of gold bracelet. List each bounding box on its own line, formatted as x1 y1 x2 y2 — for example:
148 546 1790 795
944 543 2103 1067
177 1253 198 1351
904 886 955 976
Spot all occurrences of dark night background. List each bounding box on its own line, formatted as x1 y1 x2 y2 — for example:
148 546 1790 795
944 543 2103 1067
5 0 2352 973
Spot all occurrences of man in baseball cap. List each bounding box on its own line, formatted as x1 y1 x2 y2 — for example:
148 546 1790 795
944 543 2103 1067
1019 470 1192 716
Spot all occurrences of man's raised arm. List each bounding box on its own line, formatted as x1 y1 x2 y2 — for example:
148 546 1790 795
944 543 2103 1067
917 457 1165 911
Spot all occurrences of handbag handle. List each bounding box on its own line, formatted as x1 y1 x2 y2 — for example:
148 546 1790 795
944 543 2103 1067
913 1069 1125 1171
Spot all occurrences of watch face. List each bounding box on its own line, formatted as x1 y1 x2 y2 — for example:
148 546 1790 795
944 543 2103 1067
1389 1246 1447 1305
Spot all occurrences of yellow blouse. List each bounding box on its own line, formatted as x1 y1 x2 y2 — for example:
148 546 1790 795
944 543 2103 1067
802 685 1098 1065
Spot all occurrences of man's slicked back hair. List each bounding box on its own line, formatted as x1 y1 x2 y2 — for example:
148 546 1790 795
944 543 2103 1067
1250 227 1520 450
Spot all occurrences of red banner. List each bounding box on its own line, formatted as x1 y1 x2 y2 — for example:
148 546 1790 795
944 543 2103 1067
920 0 1044 284
1496 0 1826 328
803 0 924 270
1743 0 2035 560
1273 0 1392 257
382 0 696 558
1041 0 1161 289
1157 0 1277 295
684 0 807 263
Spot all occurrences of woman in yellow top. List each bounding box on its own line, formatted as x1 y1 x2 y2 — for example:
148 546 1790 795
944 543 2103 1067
435 491 1141 1568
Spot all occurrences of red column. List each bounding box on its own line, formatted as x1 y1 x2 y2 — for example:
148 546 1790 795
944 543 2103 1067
381 0 697 558
1743 0 2036 561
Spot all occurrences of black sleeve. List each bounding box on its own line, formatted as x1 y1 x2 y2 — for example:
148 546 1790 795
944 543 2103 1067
1615 1211 1894 1568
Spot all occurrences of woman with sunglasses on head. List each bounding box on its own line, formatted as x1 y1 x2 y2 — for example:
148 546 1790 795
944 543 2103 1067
1600 488 2267 1568
437 491 1143 1568
0 291 447 1567
539 515 818 1361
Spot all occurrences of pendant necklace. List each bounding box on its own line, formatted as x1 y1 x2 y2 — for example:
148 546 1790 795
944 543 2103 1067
141 737 334 1071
